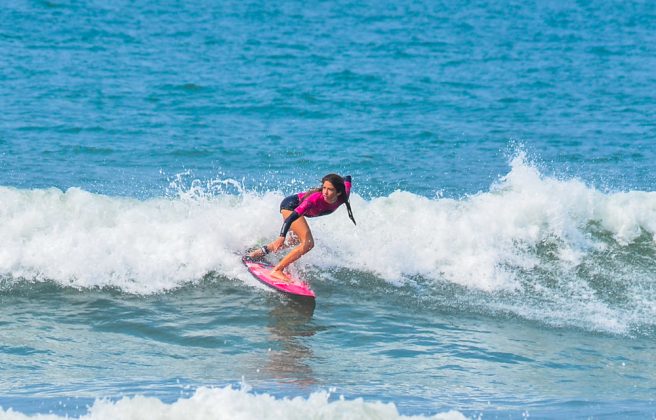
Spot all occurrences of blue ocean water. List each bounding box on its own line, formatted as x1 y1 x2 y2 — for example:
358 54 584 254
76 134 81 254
1 0 656 418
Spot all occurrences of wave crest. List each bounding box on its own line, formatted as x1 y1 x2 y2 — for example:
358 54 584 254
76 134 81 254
0 386 465 420
1 156 655 334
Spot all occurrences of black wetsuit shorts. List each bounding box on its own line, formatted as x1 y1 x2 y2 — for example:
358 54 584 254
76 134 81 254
279 194 301 212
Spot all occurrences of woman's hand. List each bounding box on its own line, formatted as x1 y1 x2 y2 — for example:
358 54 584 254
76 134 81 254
270 236 286 252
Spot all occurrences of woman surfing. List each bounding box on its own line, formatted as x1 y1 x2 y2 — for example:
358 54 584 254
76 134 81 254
247 173 356 282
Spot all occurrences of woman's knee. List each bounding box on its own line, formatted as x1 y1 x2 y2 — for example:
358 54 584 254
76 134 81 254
301 237 314 253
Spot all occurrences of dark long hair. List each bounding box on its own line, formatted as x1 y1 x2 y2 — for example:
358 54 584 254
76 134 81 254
302 174 356 225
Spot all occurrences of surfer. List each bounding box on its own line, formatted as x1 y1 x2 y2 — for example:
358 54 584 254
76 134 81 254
248 174 356 281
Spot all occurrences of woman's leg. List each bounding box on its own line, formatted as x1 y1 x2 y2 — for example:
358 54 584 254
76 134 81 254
270 210 314 281
247 197 301 259
247 232 299 259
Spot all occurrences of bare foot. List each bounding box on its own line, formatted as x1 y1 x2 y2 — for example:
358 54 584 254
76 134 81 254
270 269 291 283
247 246 267 259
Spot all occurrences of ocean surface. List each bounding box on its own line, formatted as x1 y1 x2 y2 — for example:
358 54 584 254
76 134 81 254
1 0 656 418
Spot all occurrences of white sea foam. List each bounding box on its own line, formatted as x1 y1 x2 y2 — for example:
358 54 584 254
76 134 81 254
0 386 466 420
0 186 279 293
309 152 656 291
1 153 655 295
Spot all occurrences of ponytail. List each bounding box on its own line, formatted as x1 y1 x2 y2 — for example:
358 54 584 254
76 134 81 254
345 200 356 226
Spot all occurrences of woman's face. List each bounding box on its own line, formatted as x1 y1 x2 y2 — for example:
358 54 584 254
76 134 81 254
322 180 341 203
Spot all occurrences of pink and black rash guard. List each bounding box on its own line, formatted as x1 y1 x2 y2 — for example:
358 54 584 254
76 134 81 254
279 176 352 237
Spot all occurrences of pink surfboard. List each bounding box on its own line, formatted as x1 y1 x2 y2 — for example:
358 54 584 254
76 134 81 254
242 257 316 300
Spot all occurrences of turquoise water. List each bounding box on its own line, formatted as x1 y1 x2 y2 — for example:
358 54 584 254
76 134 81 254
1 0 656 418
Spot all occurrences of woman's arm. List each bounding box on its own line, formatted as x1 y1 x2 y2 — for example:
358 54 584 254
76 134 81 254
279 211 301 238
